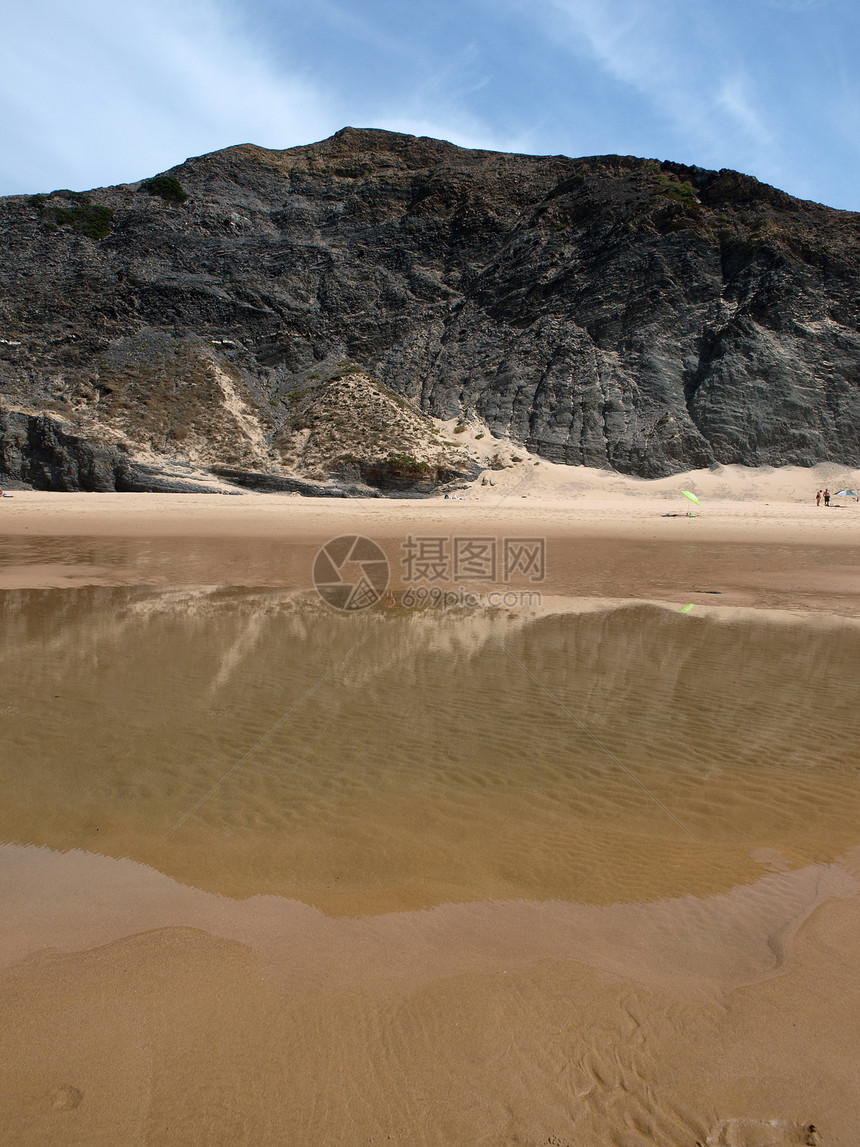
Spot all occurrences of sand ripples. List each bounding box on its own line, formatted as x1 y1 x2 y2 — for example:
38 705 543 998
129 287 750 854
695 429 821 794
1 588 857 910
2 586 860 1142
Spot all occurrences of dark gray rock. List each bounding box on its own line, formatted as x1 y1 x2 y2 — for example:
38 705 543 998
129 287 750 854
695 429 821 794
0 408 127 491
211 466 381 497
0 409 233 492
1 128 859 485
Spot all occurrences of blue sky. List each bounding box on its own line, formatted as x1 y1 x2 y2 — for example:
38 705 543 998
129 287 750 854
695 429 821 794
2 0 858 209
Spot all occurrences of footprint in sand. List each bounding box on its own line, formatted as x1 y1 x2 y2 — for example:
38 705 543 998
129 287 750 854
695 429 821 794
704 1118 820 1146
51 1085 83 1111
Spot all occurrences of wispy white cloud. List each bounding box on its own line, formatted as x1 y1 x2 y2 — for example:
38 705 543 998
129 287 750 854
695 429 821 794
515 0 860 205
0 0 334 194
0 0 528 194
530 0 777 166
364 36 534 156
373 113 536 157
2 0 858 211
714 75 775 150
280 0 430 62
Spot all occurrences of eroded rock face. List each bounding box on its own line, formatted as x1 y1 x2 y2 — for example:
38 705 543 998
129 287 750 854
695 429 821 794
0 408 127 491
0 408 240 492
1 127 859 487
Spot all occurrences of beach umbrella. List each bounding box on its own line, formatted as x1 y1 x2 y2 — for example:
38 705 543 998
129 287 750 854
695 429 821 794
681 490 700 506
835 489 858 499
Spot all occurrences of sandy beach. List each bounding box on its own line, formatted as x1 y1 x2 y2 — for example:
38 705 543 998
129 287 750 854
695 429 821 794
3 457 860 545
2 460 859 614
1 465 859 1145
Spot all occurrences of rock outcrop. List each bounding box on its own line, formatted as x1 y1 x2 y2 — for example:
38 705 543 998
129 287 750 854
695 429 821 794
1 127 859 489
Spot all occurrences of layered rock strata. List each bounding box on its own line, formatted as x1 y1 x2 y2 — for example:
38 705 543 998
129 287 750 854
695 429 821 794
1 128 858 489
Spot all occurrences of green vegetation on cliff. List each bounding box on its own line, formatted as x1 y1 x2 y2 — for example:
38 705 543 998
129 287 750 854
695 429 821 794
29 192 113 239
139 175 189 205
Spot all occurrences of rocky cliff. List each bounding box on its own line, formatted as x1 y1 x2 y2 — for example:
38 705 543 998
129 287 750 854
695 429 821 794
1 127 859 490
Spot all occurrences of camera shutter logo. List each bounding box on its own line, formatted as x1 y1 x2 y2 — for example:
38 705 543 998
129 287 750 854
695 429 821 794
313 535 390 610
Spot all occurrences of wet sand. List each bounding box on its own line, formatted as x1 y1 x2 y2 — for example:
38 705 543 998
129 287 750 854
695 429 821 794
2 843 859 1145
1 490 859 620
2 591 859 910
1 493 859 1145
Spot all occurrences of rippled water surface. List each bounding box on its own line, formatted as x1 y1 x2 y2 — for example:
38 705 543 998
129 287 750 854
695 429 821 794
2 588 858 913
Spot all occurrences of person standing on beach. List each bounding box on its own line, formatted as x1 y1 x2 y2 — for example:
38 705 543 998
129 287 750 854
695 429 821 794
824 489 830 506
816 490 822 506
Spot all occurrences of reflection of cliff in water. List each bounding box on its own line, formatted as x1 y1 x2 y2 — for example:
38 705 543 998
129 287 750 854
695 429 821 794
3 587 857 772
0 586 540 693
1 587 858 908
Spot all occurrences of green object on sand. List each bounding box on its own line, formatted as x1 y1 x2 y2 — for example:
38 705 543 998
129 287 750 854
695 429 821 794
681 490 700 505
678 604 694 613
